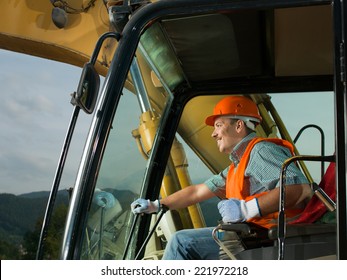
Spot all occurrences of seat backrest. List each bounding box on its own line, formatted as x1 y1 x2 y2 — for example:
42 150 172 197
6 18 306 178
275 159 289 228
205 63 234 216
290 161 336 224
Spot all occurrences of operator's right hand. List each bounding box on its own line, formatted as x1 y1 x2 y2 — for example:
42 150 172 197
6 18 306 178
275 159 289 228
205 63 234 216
131 198 160 214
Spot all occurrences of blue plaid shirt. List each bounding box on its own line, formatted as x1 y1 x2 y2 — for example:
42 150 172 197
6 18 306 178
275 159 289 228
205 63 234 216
204 132 309 199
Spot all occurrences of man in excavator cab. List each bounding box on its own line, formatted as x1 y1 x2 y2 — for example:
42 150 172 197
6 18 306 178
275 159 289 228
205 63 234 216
131 95 312 260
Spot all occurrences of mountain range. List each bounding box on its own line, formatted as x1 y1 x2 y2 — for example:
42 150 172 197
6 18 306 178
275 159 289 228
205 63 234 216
0 190 70 245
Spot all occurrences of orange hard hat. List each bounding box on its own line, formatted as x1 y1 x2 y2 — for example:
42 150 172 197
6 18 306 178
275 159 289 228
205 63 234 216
205 96 262 126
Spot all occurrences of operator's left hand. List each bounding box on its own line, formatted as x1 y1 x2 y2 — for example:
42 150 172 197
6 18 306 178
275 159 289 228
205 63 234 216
217 198 261 223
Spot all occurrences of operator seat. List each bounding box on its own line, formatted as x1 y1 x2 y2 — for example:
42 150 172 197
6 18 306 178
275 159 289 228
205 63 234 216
214 161 337 260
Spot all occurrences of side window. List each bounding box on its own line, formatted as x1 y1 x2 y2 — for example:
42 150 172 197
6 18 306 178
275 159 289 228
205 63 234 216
177 134 220 226
269 91 335 183
166 91 335 233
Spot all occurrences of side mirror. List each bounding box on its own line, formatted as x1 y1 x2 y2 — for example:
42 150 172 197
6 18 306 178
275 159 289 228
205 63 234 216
72 62 100 114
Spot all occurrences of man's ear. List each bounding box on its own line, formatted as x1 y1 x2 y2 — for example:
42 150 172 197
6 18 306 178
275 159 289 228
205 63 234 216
235 119 244 132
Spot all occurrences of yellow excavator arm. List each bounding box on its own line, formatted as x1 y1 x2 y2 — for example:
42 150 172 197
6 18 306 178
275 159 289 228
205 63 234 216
1 1 116 76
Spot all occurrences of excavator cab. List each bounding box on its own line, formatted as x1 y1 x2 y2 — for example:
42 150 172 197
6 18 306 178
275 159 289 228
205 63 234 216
24 0 346 260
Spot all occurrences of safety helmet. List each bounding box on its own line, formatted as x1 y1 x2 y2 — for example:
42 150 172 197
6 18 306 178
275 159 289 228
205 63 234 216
205 96 262 127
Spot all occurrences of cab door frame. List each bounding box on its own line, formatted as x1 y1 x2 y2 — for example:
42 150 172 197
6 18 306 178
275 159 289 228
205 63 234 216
333 0 347 260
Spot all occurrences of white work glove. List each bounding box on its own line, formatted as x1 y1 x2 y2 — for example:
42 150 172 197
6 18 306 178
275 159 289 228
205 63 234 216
131 198 160 214
217 198 261 223
93 190 116 209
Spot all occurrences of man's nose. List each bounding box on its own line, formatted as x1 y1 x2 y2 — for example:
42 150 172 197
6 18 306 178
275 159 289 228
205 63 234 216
211 129 217 138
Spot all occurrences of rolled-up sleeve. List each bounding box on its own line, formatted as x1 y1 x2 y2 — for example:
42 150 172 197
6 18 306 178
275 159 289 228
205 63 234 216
204 166 229 198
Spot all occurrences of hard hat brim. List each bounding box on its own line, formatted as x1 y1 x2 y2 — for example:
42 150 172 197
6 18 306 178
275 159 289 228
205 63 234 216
205 115 217 126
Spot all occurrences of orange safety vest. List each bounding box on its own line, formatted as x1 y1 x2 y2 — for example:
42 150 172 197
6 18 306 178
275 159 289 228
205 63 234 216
226 137 302 228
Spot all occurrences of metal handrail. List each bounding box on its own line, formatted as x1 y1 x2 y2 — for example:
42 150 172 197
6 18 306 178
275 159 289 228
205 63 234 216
294 124 326 180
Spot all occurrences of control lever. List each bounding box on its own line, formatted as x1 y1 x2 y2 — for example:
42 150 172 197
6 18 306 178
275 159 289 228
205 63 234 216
135 204 169 260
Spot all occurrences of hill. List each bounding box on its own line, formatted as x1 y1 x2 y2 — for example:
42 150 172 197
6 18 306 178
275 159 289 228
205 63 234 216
0 190 69 244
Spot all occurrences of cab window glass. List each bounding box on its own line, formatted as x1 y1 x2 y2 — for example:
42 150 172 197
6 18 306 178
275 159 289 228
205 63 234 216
81 91 147 260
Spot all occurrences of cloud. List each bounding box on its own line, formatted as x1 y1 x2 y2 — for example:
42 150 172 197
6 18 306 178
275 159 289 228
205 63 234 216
0 151 54 193
0 50 85 194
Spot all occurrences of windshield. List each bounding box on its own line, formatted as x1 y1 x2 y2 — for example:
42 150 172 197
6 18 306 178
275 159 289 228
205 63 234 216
80 91 149 260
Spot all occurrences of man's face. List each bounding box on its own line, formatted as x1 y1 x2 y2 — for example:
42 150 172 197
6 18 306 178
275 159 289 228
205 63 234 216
212 117 240 154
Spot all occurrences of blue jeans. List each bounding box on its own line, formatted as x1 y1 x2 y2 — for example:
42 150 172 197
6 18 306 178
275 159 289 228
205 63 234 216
162 227 220 260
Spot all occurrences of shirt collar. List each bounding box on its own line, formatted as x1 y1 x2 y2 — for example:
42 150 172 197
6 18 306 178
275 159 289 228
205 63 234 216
229 132 257 166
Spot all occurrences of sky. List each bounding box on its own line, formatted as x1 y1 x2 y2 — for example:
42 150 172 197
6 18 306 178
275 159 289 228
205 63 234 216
0 49 91 195
0 49 336 195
